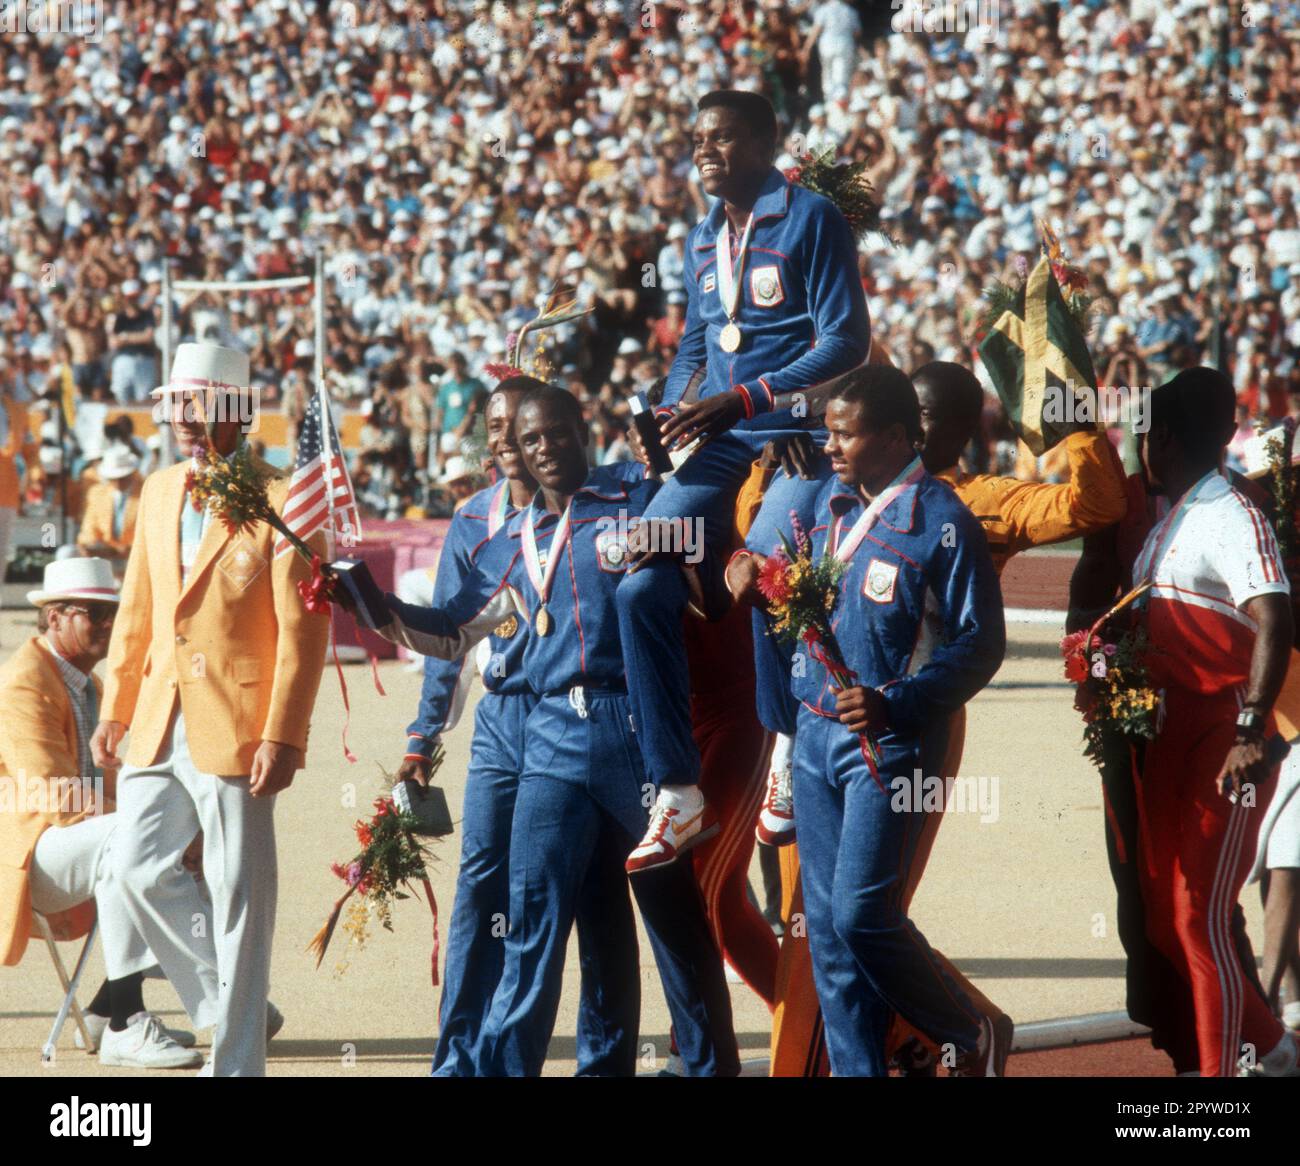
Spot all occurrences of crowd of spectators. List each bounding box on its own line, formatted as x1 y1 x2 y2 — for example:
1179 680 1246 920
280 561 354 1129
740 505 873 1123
0 0 1298 518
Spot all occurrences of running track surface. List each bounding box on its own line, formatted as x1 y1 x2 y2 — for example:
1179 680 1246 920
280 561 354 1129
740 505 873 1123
1008 1038 1173 1077
1001 550 1077 612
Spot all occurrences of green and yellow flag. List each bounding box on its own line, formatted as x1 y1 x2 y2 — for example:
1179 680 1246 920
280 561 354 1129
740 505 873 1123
978 250 1097 457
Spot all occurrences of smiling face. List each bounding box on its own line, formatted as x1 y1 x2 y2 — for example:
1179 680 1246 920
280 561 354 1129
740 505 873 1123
515 397 589 497
692 106 772 204
485 388 534 486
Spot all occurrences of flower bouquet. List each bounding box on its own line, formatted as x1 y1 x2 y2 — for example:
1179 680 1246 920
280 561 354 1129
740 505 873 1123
308 756 444 984
783 147 891 245
756 513 885 784
184 438 337 614
1060 582 1159 770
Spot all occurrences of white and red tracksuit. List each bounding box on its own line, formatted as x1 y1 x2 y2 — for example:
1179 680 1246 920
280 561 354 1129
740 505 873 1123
1133 469 1290 1076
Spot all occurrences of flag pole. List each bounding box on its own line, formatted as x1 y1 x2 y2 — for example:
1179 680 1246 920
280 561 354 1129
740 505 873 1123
313 247 338 555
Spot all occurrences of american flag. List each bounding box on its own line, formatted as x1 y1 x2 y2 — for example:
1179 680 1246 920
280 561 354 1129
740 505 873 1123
274 392 361 558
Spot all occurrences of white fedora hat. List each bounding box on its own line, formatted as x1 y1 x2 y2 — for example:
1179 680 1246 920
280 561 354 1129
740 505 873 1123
27 557 122 607
153 341 250 399
99 445 141 480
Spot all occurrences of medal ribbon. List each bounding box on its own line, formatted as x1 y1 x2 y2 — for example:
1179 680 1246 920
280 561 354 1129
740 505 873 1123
714 211 756 325
487 478 510 537
1134 469 1221 586
521 500 573 608
831 457 926 564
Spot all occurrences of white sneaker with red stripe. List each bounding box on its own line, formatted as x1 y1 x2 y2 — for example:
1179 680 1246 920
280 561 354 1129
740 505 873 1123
626 787 718 874
755 763 795 847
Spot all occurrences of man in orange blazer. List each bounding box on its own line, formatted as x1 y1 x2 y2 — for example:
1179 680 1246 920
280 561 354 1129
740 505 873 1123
76 445 143 566
0 558 200 1068
91 343 330 1077
0 384 34 597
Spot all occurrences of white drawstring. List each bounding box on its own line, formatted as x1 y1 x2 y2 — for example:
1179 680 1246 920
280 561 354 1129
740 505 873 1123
568 686 589 720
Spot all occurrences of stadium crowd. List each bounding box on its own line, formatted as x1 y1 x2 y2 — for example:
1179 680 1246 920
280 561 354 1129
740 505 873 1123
0 0 1297 520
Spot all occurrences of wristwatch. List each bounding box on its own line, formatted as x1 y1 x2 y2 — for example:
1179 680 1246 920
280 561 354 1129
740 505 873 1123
1236 708 1266 738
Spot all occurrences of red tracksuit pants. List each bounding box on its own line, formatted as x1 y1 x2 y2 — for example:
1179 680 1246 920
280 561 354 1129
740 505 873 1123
1135 688 1284 1077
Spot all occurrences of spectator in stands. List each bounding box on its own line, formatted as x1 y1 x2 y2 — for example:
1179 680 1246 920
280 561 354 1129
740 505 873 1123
106 283 156 405
432 352 487 473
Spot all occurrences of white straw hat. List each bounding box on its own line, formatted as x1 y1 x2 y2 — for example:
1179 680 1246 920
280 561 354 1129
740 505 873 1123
153 341 250 399
27 557 122 607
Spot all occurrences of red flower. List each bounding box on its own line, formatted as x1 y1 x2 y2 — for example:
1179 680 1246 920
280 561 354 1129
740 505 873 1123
484 362 525 383
783 166 802 184
756 552 793 606
356 822 372 848
1060 630 1088 656
1060 629 1090 684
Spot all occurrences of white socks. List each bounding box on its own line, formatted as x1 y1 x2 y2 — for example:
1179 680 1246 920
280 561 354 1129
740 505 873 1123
659 783 703 814
770 732 794 774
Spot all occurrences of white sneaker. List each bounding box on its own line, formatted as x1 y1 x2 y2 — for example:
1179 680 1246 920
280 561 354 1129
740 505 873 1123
755 764 796 847
99 1012 204 1070
626 790 718 874
77 1011 196 1052
1284 1001 1300 1032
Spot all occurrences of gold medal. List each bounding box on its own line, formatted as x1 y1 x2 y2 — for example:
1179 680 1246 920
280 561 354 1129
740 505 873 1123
493 614 518 639
535 606 552 636
719 322 742 352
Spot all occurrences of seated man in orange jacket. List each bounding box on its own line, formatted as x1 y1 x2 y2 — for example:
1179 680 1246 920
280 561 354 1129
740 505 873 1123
0 558 199 1068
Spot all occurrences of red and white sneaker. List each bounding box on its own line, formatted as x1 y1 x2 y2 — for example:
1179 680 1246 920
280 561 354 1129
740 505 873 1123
755 763 795 847
626 791 718 874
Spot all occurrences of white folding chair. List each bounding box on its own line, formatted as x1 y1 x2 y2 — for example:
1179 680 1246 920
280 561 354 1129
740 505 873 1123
30 910 98 1064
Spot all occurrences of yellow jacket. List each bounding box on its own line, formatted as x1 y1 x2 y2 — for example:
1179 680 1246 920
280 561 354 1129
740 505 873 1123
0 398 33 510
936 431 1128 576
0 637 107 966
101 457 330 776
77 475 142 557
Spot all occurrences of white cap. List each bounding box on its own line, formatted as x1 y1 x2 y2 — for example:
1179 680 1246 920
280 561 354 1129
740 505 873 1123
439 455 473 485
99 445 141 480
27 557 121 607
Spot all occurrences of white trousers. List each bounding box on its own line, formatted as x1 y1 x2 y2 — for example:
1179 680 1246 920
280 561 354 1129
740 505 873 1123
112 713 277 1076
29 813 158 979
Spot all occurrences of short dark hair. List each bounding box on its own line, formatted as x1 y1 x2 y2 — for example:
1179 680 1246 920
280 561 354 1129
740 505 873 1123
912 361 984 432
828 364 922 444
492 374 549 402
1148 366 1236 464
517 384 584 429
698 89 778 147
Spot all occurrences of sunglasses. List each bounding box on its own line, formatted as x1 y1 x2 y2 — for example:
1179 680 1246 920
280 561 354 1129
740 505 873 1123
61 604 118 625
